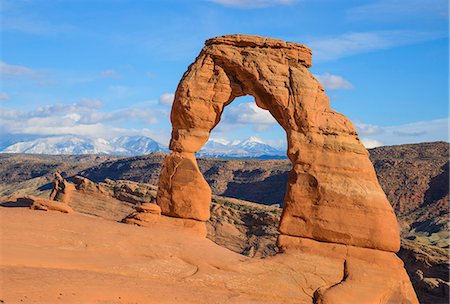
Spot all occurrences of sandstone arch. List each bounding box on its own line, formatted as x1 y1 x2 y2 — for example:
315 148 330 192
156 34 400 252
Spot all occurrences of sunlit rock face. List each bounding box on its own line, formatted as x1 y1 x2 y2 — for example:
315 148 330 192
157 34 399 251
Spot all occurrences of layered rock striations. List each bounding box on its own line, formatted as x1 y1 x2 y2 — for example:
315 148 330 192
156 34 418 303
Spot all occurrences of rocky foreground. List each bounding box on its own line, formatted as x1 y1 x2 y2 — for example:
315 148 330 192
0 205 417 304
1 189 416 304
0 142 448 303
0 173 447 303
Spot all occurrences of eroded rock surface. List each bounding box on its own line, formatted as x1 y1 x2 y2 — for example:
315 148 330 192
157 152 211 221
157 34 400 253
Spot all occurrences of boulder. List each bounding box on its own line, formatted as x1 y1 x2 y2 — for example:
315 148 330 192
135 202 161 214
8 195 75 214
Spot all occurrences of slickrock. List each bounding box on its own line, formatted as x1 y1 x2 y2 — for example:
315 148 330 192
155 34 417 303
278 236 418 303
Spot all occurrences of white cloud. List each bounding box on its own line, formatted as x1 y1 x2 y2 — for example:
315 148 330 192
159 93 175 106
307 30 445 61
356 118 449 147
225 102 276 126
209 0 294 8
139 128 170 147
100 69 121 79
361 138 383 149
314 73 353 90
0 99 162 139
355 122 383 135
0 92 9 101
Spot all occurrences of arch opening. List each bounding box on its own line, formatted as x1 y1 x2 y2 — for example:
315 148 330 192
194 95 290 257
200 95 287 161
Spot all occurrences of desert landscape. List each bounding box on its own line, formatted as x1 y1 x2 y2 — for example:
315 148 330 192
1 1 448 303
0 140 448 303
1 34 449 302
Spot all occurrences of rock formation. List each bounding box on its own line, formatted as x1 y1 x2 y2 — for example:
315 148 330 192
156 34 418 303
122 196 207 237
28 195 74 213
121 197 162 225
0 195 74 213
49 172 74 204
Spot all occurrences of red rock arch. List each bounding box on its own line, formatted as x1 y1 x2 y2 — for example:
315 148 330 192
157 34 400 252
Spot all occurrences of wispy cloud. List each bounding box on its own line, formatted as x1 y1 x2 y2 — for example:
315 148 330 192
100 70 122 79
314 73 353 90
77 98 103 109
0 61 35 77
356 118 449 147
158 93 175 106
0 60 50 84
307 30 446 61
347 0 448 22
0 93 10 101
1 0 76 36
208 0 294 8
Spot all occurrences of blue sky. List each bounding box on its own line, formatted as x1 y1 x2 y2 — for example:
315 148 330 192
0 0 448 148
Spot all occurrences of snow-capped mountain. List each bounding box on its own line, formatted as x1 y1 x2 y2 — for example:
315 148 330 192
1 135 285 158
197 136 285 158
111 136 165 155
234 136 282 155
1 135 168 156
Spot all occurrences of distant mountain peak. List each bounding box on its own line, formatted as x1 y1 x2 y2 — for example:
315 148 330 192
1 135 168 156
242 136 265 144
1 134 286 159
198 136 285 159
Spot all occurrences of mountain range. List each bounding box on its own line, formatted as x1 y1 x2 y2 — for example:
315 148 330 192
197 137 285 158
0 135 286 158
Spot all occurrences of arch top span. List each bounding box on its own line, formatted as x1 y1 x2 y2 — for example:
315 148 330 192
205 34 313 68
157 34 401 253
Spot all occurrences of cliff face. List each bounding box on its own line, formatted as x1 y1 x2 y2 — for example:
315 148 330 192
369 142 449 248
2 143 448 243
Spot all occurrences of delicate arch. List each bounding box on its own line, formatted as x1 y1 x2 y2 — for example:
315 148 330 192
157 34 400 252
